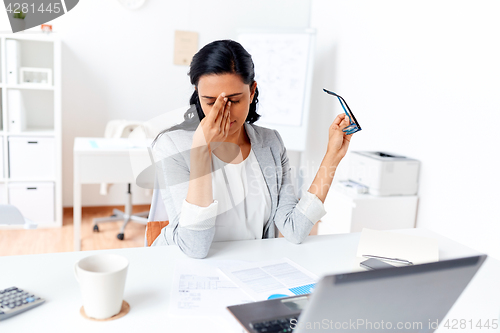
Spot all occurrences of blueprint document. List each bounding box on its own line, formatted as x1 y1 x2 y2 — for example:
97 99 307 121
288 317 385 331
219 258 319 301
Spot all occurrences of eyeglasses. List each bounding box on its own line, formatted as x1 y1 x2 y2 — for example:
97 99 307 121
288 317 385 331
323 88 362 135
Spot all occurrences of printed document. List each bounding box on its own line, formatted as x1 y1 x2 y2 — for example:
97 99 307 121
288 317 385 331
219 258 318 301
169 259 252 316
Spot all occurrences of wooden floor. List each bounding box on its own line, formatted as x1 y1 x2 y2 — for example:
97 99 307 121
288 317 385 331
0 206 319 256
0 205 150 257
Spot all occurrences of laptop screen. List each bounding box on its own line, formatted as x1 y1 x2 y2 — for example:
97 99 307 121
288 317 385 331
296 255 486 333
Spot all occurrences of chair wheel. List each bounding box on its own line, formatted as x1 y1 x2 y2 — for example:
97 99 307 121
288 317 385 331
117 233 124 240
93 225 99 232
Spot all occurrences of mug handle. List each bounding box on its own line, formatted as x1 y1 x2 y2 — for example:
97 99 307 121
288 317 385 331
74 263 80 283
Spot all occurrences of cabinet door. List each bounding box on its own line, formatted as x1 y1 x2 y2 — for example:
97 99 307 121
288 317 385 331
320 187 418 235
350 196 418 232
8 136 55 179
0 183 6 204
0 137 4 179
8 182 55 223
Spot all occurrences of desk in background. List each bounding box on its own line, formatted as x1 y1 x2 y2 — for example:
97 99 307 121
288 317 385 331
1 229 499 332
73 138 151 251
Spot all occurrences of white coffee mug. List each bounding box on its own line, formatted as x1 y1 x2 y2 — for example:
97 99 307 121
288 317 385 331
74 254 129 319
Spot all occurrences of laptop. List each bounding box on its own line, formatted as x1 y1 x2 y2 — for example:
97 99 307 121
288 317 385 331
227 255 486 333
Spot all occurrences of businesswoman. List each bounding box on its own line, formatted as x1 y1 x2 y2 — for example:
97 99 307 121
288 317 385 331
152 40 353 258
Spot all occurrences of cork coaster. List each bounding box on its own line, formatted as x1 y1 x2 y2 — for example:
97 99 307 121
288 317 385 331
80 300 130 321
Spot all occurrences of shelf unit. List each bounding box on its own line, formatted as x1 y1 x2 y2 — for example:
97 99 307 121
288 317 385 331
0 33 62 229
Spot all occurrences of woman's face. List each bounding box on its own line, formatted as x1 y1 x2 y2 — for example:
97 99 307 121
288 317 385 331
197 73 256 136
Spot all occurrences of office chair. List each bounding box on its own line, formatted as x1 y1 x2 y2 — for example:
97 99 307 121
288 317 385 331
92 183 150 240
144 177 169 247
92 121 150 240
141 106 192 246
147 179 168 223
0 204 37 229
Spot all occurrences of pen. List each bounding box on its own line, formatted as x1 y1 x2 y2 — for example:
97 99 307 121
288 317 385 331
362 255 414 266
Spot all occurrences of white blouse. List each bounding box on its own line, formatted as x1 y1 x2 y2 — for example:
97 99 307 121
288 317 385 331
210 149 272 241
178 149 272 241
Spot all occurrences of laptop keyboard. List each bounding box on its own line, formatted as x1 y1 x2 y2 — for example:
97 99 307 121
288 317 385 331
250 316 299 332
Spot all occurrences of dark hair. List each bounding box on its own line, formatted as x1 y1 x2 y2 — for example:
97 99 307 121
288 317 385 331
156 40 260 136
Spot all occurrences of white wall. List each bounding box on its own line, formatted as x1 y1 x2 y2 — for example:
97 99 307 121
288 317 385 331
1 0 311 207
308 0 500 259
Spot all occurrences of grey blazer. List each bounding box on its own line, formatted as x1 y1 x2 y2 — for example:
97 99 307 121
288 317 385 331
151 122 326 258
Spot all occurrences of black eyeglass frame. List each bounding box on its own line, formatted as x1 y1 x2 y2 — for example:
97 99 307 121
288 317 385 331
323 88 362 135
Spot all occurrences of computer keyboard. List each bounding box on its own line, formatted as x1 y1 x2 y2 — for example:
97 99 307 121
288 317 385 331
0 287 45 321
250 316 299 332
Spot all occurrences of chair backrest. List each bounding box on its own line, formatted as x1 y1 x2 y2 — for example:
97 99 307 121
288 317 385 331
148 180 168 222
129 105 189 140
104 120 143 139
141 106 188 246
0 204 25 225
145 220 169 247
144 178 169 247
0 205 37 229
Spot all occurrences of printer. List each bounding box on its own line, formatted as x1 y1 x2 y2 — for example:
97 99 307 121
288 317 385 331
348 151 420 196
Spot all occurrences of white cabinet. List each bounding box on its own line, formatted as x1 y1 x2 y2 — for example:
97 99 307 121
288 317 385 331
318 183 418 235
0 183 6 204
0 136 3 178
0 33 62 228
8 182 54 223
8 136 55 179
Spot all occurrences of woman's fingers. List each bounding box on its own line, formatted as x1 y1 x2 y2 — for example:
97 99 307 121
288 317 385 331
220 101 231 136
331 113 352 132
223 102 231 137
210 93 227 124
214 102 228 139
332 113 347 128
340 114 351 130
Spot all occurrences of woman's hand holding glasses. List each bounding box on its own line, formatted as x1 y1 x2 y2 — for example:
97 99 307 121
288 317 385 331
327 113 353 166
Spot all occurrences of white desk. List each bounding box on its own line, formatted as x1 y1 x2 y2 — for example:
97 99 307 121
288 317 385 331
73 138 151 251
1 229 499 332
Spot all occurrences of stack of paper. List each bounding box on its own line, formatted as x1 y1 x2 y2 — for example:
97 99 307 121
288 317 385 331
356 228 439 265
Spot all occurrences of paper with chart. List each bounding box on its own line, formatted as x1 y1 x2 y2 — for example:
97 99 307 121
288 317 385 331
169 259 252 317
219 258 318 301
